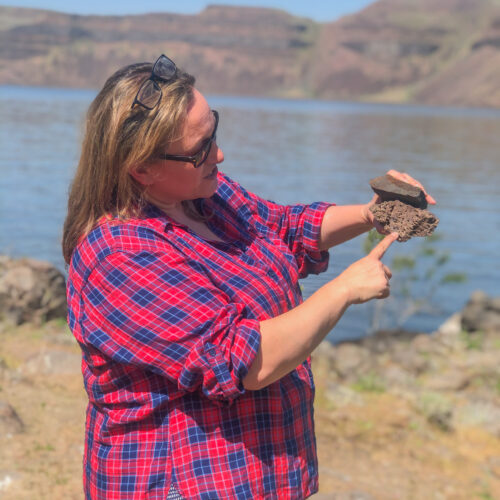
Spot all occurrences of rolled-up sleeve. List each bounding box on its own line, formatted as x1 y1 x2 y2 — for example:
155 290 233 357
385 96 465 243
81 249 261 403
220 173 333 278
277 201 333 278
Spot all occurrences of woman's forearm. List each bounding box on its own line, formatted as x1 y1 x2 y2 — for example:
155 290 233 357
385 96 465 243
243 232 397 391
318 204 372 250
243 278 351 390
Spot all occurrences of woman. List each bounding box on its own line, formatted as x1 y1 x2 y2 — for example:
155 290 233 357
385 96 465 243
63 55 435 500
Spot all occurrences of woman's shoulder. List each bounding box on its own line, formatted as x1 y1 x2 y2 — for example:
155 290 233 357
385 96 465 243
91 213 168 246
69 214 176 282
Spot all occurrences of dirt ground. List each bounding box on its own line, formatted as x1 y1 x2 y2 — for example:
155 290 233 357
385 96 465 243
1 320 499 499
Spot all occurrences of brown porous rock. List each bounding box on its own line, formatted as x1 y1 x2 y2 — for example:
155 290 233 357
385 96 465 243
369 174 439 242
370 200 439 242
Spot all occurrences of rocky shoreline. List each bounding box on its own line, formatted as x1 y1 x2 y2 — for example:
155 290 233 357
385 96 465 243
311 292 500 499
1 257 499 499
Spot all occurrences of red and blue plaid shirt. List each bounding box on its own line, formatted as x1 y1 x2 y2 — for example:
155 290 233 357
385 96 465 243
67 172 333 499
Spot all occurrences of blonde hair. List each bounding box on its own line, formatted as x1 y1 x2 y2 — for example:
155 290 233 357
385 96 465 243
62 61 200 264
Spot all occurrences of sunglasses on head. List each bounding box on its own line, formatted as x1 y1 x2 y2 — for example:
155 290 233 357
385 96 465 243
131 54 177 110
132 55 219 168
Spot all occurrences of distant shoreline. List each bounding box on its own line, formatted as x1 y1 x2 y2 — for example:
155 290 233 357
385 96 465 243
4 84 500 116
3 3 500 109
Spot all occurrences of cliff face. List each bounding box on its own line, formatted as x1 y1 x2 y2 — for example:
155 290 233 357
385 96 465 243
313 0 500 107
0 5 318 97
2 0 500 107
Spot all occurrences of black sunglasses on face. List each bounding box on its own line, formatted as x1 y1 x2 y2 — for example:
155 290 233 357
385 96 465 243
159 110 219 168
131 54 177 110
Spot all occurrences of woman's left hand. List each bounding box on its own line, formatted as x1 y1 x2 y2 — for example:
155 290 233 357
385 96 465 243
361 170 437 233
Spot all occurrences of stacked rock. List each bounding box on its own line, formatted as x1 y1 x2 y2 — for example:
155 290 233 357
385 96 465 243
369 174 439 242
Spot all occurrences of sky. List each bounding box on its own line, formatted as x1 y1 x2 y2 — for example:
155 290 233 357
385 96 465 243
3 0 375 23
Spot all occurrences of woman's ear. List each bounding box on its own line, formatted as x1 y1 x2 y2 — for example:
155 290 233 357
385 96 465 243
129 164 155 186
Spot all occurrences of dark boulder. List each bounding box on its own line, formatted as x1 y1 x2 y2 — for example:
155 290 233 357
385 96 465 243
0 399 24 435
461 290 500 333
0 256 67 326
369 173 428 209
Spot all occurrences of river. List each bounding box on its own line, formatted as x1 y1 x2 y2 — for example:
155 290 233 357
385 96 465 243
1 85 499 342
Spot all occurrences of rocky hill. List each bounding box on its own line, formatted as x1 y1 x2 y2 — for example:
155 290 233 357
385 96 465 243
1 0 500 107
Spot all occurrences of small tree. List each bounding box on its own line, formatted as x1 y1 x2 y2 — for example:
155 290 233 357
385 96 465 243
363 231 466 333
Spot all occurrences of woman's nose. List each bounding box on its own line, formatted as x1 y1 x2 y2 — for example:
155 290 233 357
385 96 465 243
215 145 224 164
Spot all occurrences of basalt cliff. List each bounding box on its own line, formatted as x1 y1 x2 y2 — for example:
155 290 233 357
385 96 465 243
2 0 500 107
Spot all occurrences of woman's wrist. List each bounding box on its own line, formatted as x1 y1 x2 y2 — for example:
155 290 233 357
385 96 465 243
360 202 375 228
319 203 375 250
330 274 354 308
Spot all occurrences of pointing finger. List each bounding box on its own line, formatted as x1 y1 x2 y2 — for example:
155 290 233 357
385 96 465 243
369 232 399 260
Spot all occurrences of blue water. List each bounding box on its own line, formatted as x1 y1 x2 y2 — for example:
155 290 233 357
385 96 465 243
1 85 499 342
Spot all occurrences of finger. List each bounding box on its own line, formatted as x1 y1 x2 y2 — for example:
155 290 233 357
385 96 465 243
388 170 437 205
402 173 436 203
390 170 426 193
387 170 415 184
426 193 437 205
387 169 401 178
369 232 399 260
402 172 426 192
383 265 392 279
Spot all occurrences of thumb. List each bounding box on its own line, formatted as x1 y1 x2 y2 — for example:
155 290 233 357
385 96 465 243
369 232 398 260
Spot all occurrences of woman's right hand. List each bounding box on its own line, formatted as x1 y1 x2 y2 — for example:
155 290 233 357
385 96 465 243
337 232 398 305
247 232 398 390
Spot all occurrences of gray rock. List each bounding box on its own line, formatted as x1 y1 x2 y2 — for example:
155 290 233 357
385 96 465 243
0 400 24 436
435 313 464 351
410 333 448 355
391 347 430 376
313 340 336 362
369 174 427 209
21 349 81 376
428 412 453 432
382 365 416 388
461 290 500 332
324 383 364 408
0 256 67 326
330 492 375 500
468 312 500 333
331 343 371 379
416 392 454 432
467 290 489 304
422 370 471 391
437 312 462 338
357 328 419 354
489 297 500 312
